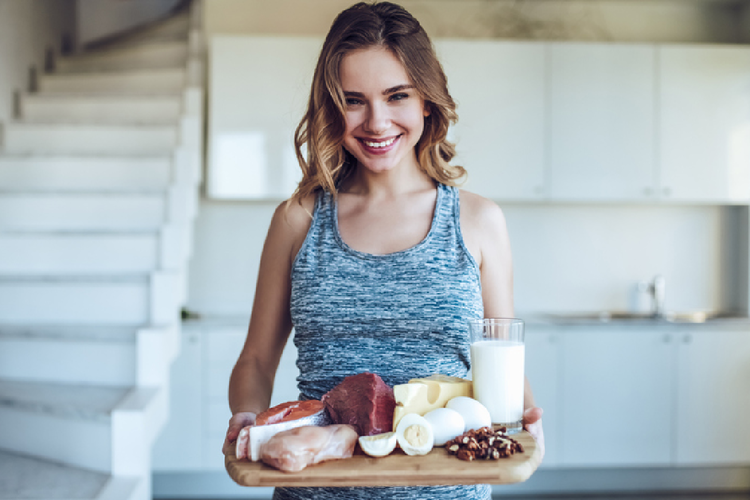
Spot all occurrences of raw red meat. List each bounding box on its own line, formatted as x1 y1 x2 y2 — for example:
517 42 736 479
321 372 396 436
255 400 326 426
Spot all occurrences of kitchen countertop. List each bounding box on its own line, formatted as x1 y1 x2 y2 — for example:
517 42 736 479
521 312 750 330
181 312 750 332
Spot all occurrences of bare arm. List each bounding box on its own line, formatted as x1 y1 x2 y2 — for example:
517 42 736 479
460 190 544 455
223 197 314 456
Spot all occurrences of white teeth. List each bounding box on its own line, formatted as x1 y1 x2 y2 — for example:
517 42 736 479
363 137 396 148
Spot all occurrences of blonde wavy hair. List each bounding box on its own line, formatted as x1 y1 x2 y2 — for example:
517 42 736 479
291 1 464 203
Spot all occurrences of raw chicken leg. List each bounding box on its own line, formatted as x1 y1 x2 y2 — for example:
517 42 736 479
260 424 358 472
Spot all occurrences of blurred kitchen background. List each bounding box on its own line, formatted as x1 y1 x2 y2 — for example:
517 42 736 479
1 0 749 499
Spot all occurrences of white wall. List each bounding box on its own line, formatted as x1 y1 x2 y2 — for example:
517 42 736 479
76 0 181 46
0 0 76 124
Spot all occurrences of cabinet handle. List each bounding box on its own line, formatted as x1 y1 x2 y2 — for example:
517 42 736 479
682 334 692 344
662 334 671 343
534 186 544 195
663 187 672 197
644 187 653 196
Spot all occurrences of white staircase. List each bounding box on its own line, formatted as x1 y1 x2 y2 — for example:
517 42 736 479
0 2 204 499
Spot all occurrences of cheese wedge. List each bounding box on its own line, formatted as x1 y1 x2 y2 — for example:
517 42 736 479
392 374 473 430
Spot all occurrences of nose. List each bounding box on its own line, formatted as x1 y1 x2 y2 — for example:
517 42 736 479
363 102 389 135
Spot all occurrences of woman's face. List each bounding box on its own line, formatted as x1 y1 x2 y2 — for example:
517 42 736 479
339 46 429 175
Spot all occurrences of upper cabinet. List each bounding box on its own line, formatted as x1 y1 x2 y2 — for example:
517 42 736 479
205 37 750 204
658 45 750 204
436 40 546 201
548 43 657 202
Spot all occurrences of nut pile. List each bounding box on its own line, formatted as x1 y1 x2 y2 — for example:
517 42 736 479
446 426 524 461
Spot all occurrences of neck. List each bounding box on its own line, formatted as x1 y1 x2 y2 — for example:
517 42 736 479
343 155 434 198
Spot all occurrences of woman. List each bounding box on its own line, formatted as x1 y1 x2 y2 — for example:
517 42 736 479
223 2 544 499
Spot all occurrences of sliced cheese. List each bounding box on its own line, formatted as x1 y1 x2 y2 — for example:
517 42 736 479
392 374 473 430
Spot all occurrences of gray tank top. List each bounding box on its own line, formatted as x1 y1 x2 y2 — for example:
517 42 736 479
276 183 490 500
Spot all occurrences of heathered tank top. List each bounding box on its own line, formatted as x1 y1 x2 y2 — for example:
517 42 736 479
274 183 490 500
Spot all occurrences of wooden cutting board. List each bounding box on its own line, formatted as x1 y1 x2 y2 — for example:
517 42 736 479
225 430 541 487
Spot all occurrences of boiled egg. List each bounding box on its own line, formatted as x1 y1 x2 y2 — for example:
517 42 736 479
358 431 397 457
395 413 434 456
423 407 465 446
446 396 492 432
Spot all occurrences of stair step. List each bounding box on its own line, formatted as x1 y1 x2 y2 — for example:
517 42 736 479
56 41 188 73
0 449 117 500
39 68 186 94
19 94 182 125
0 232 159 275
0 155 172 192
0 379 129 423
103 13 191 47
0 193 166 231
0 380 164 476
0 276 151 325
2 122 178 155
0 325 137 387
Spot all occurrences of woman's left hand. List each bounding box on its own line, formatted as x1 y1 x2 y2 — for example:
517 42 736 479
522 406 545 460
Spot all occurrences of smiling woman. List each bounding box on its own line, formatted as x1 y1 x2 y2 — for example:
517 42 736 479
223 3 543 500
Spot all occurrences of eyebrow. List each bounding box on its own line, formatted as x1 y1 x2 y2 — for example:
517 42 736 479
343 84 415 98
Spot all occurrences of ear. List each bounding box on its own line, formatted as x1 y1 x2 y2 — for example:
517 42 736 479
423 102 431 118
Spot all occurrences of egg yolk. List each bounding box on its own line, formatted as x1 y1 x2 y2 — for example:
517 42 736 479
404 424 430 447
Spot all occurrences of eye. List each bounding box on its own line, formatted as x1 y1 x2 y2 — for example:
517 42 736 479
389 92 409 102
345 97 364 106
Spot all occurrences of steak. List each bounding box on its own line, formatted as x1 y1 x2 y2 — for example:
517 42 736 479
322 372 396 436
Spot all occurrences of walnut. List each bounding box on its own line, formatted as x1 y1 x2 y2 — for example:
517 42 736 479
446 426 524 462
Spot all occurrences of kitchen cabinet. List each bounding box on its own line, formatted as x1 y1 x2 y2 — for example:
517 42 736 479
558 327 673 466
675 329 750 464
525 329 560 467
547 43 657 202
658 45 750 204
411 41 547 201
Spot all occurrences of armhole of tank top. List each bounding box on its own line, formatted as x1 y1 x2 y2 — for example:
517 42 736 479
290 192 322 273
453 187 482 291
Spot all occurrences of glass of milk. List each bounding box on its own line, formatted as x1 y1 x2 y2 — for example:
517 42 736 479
467 318 525 434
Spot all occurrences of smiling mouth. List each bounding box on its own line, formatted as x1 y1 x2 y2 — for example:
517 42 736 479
360 136 398 148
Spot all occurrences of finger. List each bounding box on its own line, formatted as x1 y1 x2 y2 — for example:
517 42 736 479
522 407 543 426
226 423 242 442
235 426 251 460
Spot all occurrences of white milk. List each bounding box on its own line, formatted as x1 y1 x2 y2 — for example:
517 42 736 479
470 340 525 425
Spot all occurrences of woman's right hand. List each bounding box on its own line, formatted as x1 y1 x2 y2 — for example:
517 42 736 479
222 412 257 459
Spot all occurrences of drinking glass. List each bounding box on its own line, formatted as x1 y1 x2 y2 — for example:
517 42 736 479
467 318 525 434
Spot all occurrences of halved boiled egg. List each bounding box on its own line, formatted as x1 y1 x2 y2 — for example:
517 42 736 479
423 407 465 446
446 396 492 432
358 431 397 457
395 413 434 456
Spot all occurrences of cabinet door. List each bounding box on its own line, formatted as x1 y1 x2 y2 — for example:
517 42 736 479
559 328 673 466
548 43 657 201
525 329 559 467
659 46 750 203
435 40 546 201
676 330 750 464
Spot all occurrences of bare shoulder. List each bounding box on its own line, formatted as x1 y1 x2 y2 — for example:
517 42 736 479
274 193 316 233
459 189 507 231
458 189 510 268
268 193 316 264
